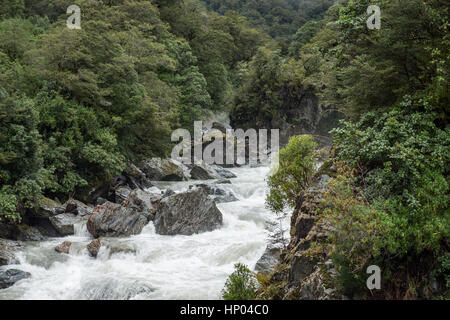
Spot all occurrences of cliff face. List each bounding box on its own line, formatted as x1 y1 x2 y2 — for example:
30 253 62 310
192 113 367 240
258 172 343 300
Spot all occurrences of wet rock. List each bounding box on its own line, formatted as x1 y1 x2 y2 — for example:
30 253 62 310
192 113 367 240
114 186 132 204
87 239 102 257
211 165 237 179
15 224 46 241
87 189 158 238
162 189 176 198
96 197 108 206
192 184 238 203
30 198 65 218
65 199 93 217
216 179 232 184
49 213 80 236
55 241 72 254
255 245 282 274
0 269 31 289
123 164 153 189
140 158 189 181
189 162 221 180
108 243 136 256
154 188 223 235
0 239 21 266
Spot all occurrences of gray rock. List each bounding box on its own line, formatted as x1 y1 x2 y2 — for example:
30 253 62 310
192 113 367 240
123 164 153 189
115 186 132 204
190 162 221 180
0 239 21 266
211 165 237 179
0 269 31 289
216 179 232 184
14 224 45 241
192 184 238 203
255 246 282 274
162 189 176 198
96 197 108 206
154 188 223 235
65 199 93 217
87 189 159 238
49 213 80 236
55 241 72 254
140 158 188 181
30 198 65 218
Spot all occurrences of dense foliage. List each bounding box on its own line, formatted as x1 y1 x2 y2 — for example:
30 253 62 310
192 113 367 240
222 263 258 300
266 134 317 213
0 0 264 222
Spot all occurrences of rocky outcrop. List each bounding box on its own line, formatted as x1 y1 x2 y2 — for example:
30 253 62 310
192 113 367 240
29 198 65 219
189 162 221 180
64 199 93 217
255 245 282 274
140 158 189 181
0 269 31 289
15 225 45 241
191 184 238 203
257 173 341 300
55 241 72 254
87 189 160 238
49 213 82 236
154 188 223 235
0 239 21 266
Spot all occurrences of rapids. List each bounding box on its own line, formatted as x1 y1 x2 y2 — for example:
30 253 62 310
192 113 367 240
0 166 289 300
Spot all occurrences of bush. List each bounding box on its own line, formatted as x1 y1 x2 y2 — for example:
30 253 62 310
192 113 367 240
266 134 317 213
222 263 258 300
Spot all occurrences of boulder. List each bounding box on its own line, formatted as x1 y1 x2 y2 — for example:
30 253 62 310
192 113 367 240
189 162 221 180
211 165 237 179
49 213 81 236
123 164 153 189
216 179 232 184
140 158 189 181
30 198 65 218
0 269 31 289
65 199 93 217
154 188 223 235
191 184 238 203
114 186 132 204
87 189 159 238
15 224 45 241
87 239 102 257
55 241 72 254
0 239 21 266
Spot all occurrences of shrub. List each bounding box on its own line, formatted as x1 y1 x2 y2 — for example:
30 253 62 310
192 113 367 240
266 134 317 213
222 263 258 300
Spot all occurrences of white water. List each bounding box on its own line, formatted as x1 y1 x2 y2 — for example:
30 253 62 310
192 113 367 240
0 166 287 300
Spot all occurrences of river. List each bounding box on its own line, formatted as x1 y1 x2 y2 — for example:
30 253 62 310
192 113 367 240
0 166 288 300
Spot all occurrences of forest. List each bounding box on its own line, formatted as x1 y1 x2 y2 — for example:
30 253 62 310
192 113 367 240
0 0 449 300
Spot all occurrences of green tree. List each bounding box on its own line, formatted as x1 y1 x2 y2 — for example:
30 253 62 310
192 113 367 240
222 263 258 300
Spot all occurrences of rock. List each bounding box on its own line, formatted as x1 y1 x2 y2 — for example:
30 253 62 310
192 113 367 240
0 269 31 289
154 188 223 235
317 174 331 189
211 165 237 179
87 189 158 238
192 184 238 203
123 164 153 189
216 179 232 184
87 239 102 257
49 213 80 236
115 186 132 204
96 197 108 206
0 239 21 266
189 161 221 180
55 241 72 254
255 245 282 274
162 189 176 198
30 198 65 218
15 224 45 241
140 158 189 181
108 243 136 256
65 199 93 217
